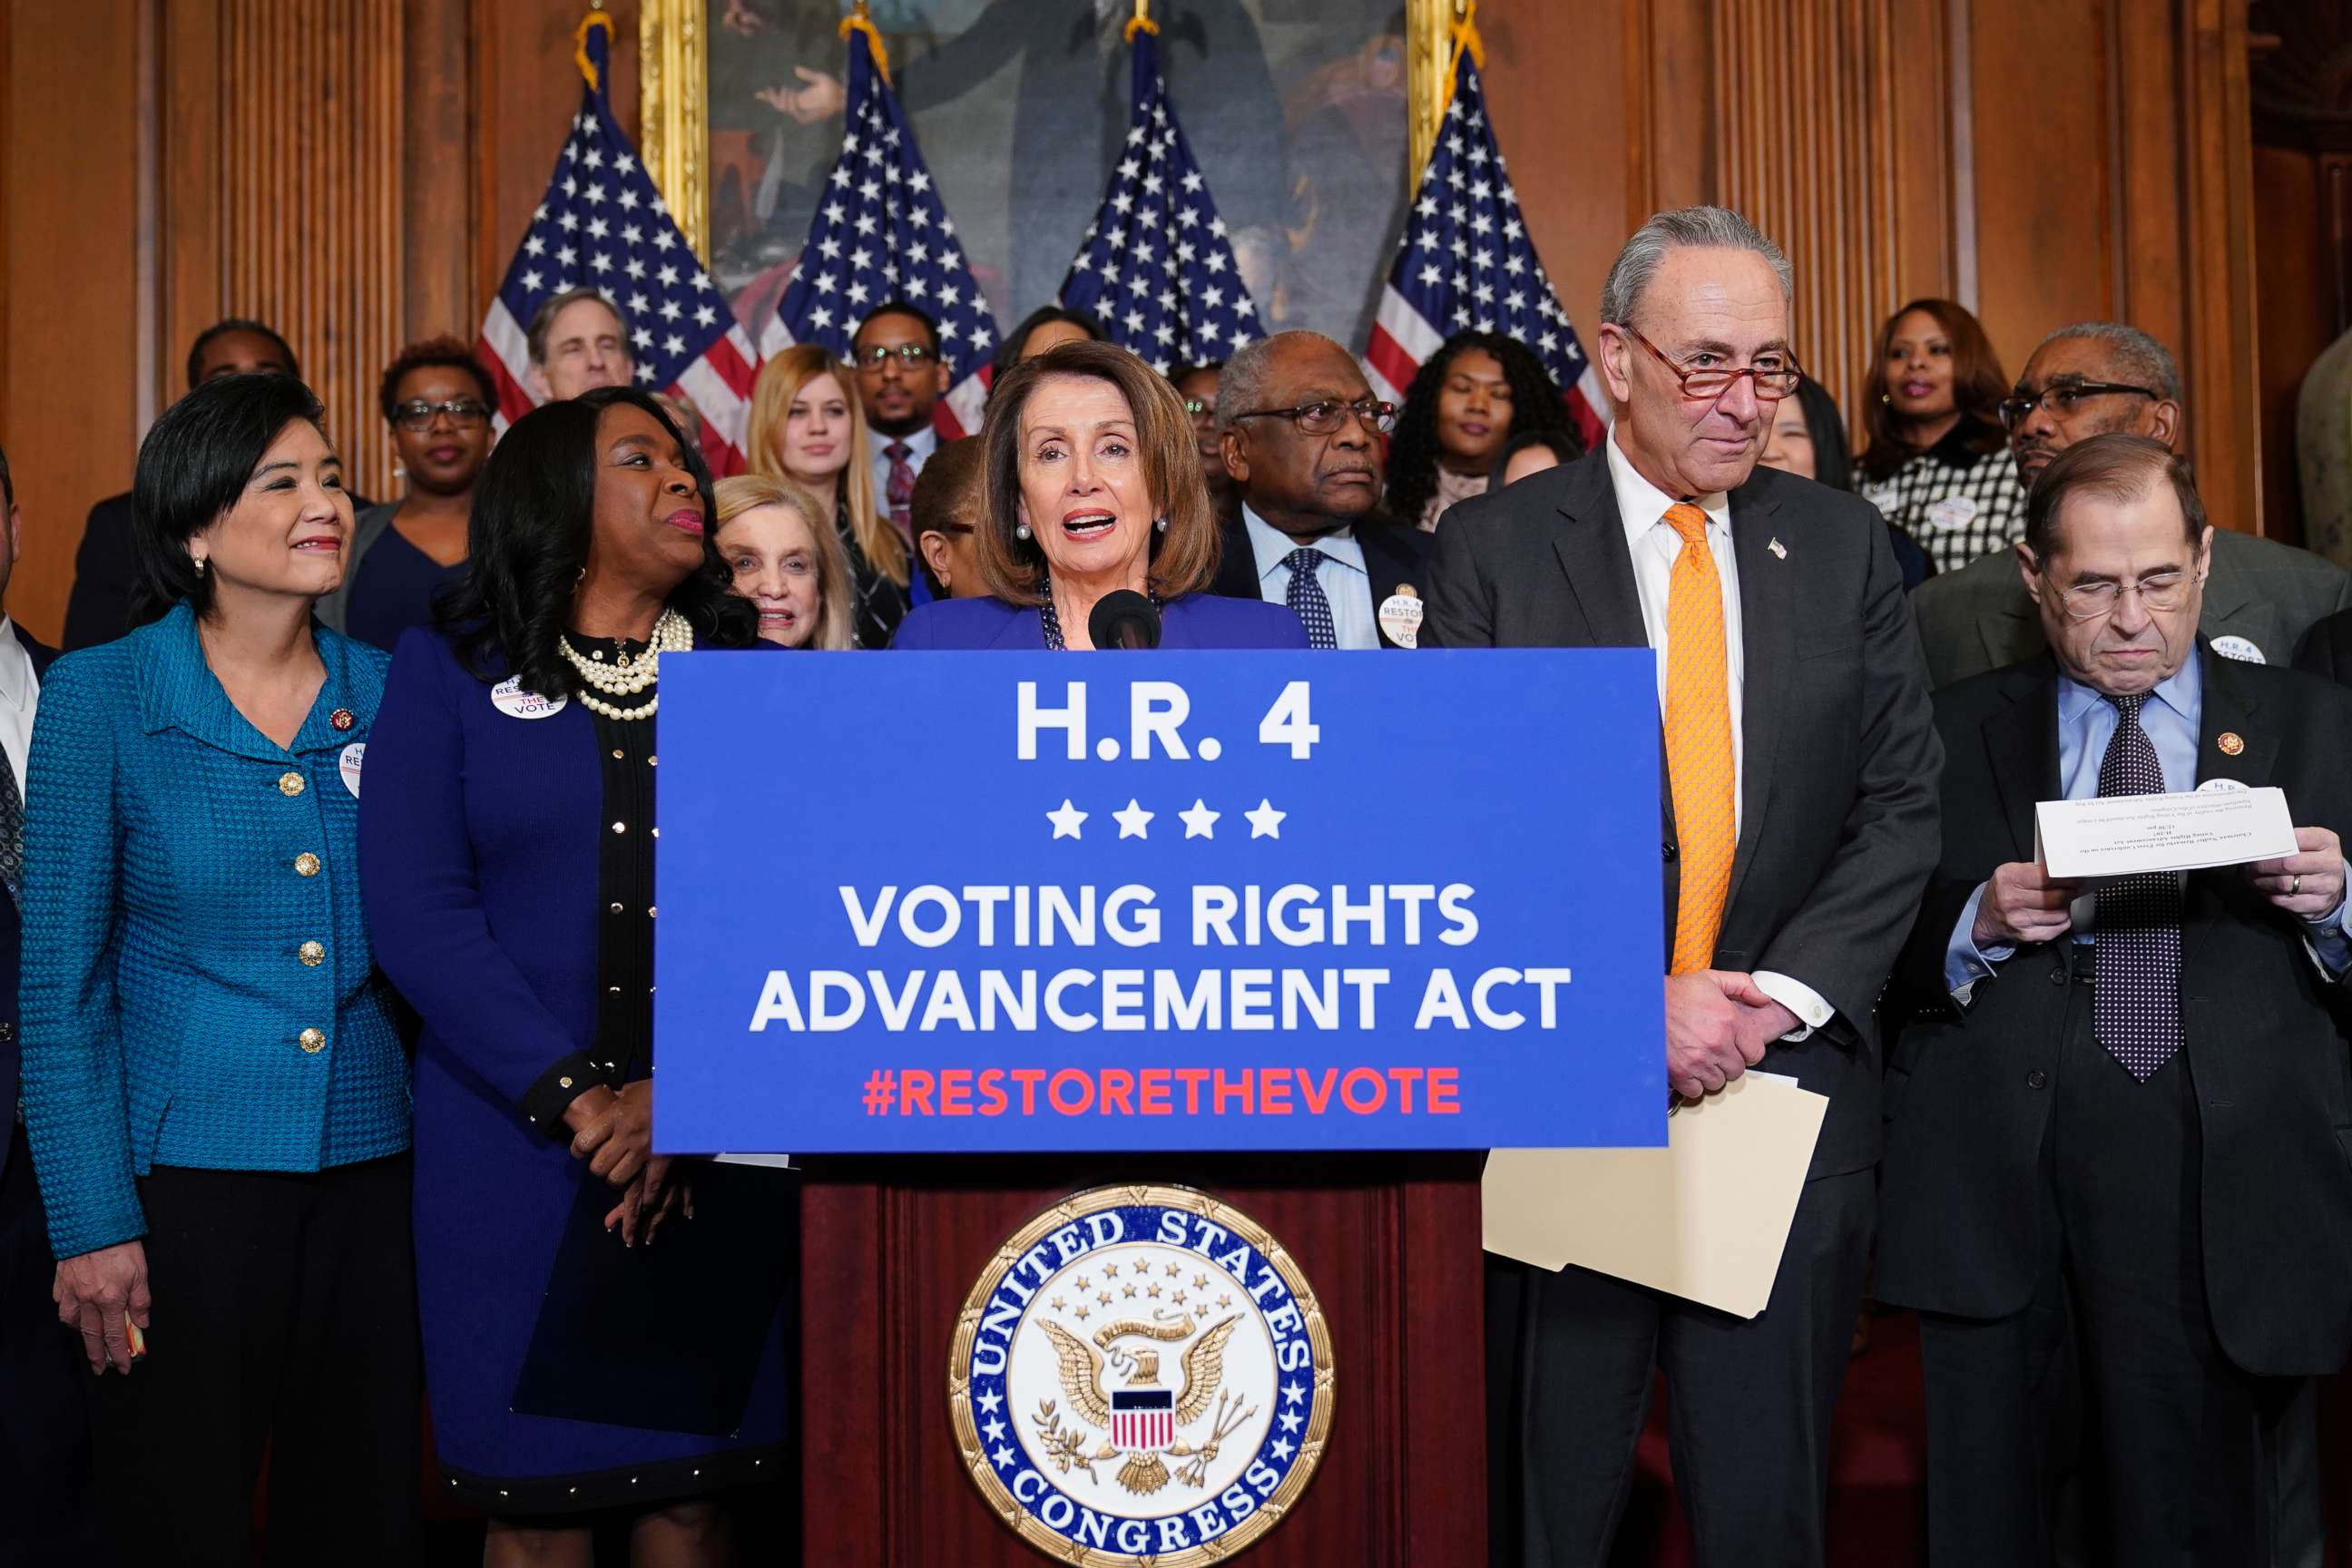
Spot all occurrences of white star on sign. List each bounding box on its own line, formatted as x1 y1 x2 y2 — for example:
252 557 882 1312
991 1444 1015 1467
1178 799 1220 839
975 1391 1004 1415
1270 1436 1298 1462
1047 799 1088 839
1112 799 1154 839
1245 799 1286 839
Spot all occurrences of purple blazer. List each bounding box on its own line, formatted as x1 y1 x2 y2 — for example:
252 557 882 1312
890 591 1308 651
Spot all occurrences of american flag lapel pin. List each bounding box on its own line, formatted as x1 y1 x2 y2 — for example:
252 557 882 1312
1768 536 1788 560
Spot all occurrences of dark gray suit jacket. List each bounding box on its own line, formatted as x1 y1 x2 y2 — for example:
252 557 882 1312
1910 526 2352 690
1425 447 1943 1176
1877 648 2352 1375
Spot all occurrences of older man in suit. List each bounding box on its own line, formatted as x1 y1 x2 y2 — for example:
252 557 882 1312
1877 434 2352 1565
1429 206 1941 1568
1910 323 2351 686
1209 330 1433 648
0 443 93 1562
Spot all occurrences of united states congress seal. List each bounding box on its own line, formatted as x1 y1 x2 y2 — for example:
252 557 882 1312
949 1184 1334 1564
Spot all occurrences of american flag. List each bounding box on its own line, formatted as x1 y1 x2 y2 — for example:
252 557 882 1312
1056 23 1264 373
1363 47 1606 447
766 22 995 437
477 14 761 468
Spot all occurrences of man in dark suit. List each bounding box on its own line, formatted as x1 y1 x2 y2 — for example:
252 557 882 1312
1428 206 1941 1568
63 318 318 650
1910 322 2352 687
0 441 94 1560
1877 434 2352 1564
1209 330 1432 649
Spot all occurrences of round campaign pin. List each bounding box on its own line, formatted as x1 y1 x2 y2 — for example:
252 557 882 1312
1927 495 1980 531
491 675 568 720
2198 778 2249 793
1378 587 1425 650
2209 634 2266 665
2218 731 2246 756
951 1184 1334 1565
329 707 356 731
338 743 365 799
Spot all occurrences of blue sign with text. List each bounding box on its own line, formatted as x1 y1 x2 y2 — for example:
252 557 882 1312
653 650 1664 1153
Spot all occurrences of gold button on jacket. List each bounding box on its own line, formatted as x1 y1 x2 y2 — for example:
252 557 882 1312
298 1027 327 1053
279 770 306 797
294 852 321 877
298 940 325 967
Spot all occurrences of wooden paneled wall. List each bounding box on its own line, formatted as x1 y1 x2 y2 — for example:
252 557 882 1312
0 0 2271 644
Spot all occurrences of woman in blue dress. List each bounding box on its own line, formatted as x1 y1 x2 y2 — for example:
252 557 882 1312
361 387 788 1566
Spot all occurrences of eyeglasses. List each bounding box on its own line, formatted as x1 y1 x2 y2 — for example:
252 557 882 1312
1996 380 2158 432
2046 569 2194 621
1622 327 1801 401
1229 397 1397 436
392 397 491 432
856 343 936 368
1183 397 1216 420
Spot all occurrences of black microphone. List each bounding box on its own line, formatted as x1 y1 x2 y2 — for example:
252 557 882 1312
1088 590 1162 651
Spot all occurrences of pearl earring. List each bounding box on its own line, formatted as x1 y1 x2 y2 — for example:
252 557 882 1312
1154 517 1168 534
191 554 207 576
1014 523 1032 541
1879 392 1892 405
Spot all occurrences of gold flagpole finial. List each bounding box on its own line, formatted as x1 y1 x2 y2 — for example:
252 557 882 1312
573 7 614 92
1125 1 1159 44
839 0 892 85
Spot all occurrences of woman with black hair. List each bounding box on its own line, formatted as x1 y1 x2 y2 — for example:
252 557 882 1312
22 372 421 1563
1854 297 2026 573
1763 374 1936 590
361 387 788 1565
1386 329 1580 530
989 302 1108 384
323 335 499 648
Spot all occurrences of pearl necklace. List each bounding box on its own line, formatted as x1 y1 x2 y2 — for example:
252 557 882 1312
559 608 691 722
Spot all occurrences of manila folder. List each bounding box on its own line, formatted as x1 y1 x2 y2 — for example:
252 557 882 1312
1483 1073 1828 1319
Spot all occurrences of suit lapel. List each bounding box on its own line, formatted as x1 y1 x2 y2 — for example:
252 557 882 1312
1723 485 1789 914
987 608 1049 651
2194 644 2277 789
1547 457 1649 649
1984 659 2060 863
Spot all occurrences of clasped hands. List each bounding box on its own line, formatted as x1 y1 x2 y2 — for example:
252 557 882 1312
564 1081 692 1247
1972 825 2346 949
1666 972 1800 1102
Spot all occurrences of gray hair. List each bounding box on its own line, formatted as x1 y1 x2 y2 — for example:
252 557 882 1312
525 286 635 368
1215 330 1345 434
2034 321 2182 403
1599 206 1792 328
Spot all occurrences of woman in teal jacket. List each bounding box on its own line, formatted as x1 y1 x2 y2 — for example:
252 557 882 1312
19 372 419 1564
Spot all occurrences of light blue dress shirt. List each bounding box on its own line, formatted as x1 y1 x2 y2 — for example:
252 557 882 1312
1241 505 1378 651
1945 654 2351 995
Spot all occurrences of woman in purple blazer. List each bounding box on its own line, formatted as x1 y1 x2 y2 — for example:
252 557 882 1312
360 388 789 1564
891 339 1308 652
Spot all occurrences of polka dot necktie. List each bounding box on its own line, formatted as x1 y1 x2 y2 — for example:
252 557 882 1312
0 744 20 905
2092 691 2183 1079
1661 504 1734 975
1282 547 1338 651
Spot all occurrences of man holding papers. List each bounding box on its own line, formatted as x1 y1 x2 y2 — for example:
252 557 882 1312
1878 433 2352 1566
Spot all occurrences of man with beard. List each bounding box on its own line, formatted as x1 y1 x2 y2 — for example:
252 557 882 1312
1910 322 2350 686
1208 331 1429 649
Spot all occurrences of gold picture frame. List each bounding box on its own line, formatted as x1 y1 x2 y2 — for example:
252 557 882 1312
639 0 1463 264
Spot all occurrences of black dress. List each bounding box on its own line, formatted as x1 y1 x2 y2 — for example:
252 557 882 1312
836 493 910 650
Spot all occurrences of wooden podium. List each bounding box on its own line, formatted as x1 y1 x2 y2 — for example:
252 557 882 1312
797 1152 1486 1566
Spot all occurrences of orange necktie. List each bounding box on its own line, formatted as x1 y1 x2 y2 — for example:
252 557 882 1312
1662 502 1735 975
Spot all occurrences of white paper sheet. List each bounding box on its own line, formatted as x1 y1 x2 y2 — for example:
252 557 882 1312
2035 786 2297 879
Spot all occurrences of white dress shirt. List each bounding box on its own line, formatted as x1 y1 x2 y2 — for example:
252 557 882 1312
870 422 939 516
0 618 39 799
1604 431 1833 1038
1240 505 1378 650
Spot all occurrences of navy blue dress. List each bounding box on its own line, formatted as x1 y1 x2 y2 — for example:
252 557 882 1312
344 525 464 653
360 628 790 1512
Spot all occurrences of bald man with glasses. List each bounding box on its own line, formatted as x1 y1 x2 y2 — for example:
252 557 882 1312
1911 322 2352 687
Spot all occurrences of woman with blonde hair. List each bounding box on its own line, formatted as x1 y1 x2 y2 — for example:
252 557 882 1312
713 475 856 650
746 344 906 648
